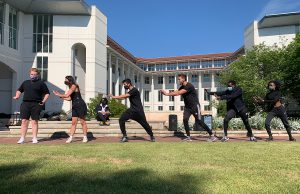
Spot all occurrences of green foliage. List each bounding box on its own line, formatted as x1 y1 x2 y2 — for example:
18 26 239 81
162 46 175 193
219 34 300 114
211 100 227 117
87 95 127 119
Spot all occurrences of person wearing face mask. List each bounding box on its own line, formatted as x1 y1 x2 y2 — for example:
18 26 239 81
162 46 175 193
13 68 50 144
95 97 110 126
53 76 89 143
254 81 296 141
161 74 218 142
109 79 155 143
206 80 256 142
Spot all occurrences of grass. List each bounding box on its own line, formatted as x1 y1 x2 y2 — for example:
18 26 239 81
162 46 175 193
0 142 299 194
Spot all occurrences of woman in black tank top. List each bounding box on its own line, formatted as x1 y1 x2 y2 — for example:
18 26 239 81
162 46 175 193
53 76 89 143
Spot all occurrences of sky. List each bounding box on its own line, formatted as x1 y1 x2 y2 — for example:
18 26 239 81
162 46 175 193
86 0 300 58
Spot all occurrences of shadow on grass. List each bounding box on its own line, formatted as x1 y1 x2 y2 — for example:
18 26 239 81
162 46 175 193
0 162 208 194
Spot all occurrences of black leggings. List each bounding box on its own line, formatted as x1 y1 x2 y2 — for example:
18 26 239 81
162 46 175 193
183 105 213 137
223 108 253 137
265 106 292 137
119 109 153 137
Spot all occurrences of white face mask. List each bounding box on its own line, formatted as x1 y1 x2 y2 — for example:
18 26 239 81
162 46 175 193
228 87 233 91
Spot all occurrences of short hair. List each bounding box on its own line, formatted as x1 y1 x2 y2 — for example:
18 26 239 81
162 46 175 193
122 79 132 85
177 74 187 81
228 80 236 86
30 68 40 75
267 80 281 90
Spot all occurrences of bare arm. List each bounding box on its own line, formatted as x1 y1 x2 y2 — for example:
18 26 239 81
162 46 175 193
53 85 76 99
160 89 187 96
109 93 130 100
13 91 22 100
41 94 50 104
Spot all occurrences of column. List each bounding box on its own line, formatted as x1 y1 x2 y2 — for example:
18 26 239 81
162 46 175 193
151 74 155 111
116 58 120 96
108 53 112 95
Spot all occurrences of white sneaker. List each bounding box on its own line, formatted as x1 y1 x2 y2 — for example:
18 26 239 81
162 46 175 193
17 137 25 144
32 138 39 144
182 136 192 142
82 136 88 143
66 137 73 143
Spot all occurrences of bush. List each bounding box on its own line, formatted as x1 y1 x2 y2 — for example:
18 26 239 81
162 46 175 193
87 95 127 119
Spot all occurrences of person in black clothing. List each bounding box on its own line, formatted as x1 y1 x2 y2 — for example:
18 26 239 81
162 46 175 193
161 74 218 142
95 97 110 126
53 76 89 143
206 80 256 142
254 80 296 141
109 79 155 143
13 68 50 144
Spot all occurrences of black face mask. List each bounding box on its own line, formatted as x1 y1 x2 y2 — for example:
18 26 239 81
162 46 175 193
64 81 70 85
124 86 129 90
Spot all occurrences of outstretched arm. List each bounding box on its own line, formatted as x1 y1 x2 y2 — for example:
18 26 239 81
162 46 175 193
109 93 130 100
53 84 76 100
160 89 187 96
220 88 242 100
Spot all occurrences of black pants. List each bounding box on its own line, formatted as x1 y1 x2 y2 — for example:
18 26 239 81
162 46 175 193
183 105 213 137
223 108 253 137
96 113 109 122
119 109 153 137
265 106 292 137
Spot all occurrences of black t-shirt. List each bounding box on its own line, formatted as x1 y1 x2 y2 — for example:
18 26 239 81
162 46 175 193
128 87 144 112
264 90 281 111
18 80 50 102
179 82 199 109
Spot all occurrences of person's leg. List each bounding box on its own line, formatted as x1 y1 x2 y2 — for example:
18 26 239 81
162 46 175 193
79 116 88 142
97 113 106 122
183 108 192 138
265 110 276 140
238 108 255 141
70 117 78 136
133 113 154 137
277 107 295 141
18 102 30 143
19 119 29 143
119 109 132 137
223 109 236 137
193 105 213 136
30 120 39 143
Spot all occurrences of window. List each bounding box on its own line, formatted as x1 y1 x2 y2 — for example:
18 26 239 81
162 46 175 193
0 1 4 45
168 76 175 84
119 84 122 95
9 7 18 49
214 60 226 68
167 63 177 70
180 95 184 101
169 90 174 101
202 60 213 68
33 15 53 52
158 106 163 111
148 64 155 71
204 105 211 111
191 75 198 83
158 76 163 84
118 68 121 76
158 91 163 102
169 106 175 111
112 65 116 74
144 106 150 111
112 82 115 96
214 74 221 87
156 64 165 71
180 106 185 111
37 56 48 81
144 91 149 102
134 75 137 83
138 63 147 71
203 74 211 83
145 77 150 84
204 89 211 101
178 62 188 70
190 61 201 69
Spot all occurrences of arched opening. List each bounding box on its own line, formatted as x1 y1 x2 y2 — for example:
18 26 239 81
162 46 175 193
0 62 14 114
71 43 86 101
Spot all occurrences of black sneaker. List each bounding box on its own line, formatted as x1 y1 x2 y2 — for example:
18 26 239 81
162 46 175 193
266 136 273 142
289 137 296 141
150 136 156 142
120 136 128 143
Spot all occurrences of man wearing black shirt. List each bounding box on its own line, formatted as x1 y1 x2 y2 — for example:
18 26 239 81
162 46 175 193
161 74 217 142
13 68 50 144
109 79 155 143
207 80 256 142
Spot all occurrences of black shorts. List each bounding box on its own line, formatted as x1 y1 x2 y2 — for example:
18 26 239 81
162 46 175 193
72 102 87 118
20 101 43 120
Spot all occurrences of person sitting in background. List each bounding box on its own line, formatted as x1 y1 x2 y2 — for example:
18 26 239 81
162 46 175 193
95 97 110 126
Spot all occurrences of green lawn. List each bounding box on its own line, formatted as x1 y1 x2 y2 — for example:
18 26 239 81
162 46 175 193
0 142 299 194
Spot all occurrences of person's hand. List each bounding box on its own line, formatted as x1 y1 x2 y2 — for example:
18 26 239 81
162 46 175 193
108 94 114 99
13 96 19 100
53 90 60 96
214 94 220 100
160 90 167 95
